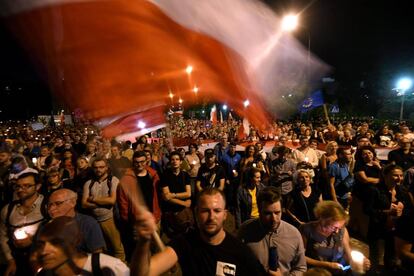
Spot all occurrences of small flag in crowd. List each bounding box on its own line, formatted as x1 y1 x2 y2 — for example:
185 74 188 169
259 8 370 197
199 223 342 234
299 90 324 113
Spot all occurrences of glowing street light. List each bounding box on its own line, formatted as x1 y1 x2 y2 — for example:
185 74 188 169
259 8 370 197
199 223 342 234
179 98 183 104
193 86 199 93
281 14 298 32
397 78 413 92
222 104 228 110
169 92 174 99
395 77 413 121
243 100 250 107
185 65 193 75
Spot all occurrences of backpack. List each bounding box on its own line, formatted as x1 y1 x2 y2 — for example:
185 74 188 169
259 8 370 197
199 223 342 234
88 174 113 197
88 175 121 223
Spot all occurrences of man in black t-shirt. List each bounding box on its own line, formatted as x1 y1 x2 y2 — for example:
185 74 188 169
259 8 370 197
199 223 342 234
196 149 225 192
160 152 193 237
388 137 414 171
132 188 267 276
160 152 191 213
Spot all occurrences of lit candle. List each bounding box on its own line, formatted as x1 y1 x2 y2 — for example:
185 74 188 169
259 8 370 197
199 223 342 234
304 157 309 162
351 250 364 274
252 163 257 168
14 229 28 240
192 160 196 165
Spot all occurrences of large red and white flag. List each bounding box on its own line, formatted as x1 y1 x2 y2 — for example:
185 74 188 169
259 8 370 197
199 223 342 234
1 0 329 137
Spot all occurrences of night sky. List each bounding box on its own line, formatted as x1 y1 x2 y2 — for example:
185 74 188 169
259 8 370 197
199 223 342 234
0 0 413 119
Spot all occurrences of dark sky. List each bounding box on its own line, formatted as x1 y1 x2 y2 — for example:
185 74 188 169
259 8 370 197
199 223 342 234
0 0 413 119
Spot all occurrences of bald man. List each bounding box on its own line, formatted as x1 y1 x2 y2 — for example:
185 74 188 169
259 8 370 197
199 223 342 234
47 189 105 253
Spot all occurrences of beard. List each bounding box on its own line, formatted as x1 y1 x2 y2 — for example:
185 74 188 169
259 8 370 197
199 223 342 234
200 224 222 238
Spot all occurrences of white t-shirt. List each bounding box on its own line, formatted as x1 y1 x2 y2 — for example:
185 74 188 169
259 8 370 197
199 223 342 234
82 253 129 275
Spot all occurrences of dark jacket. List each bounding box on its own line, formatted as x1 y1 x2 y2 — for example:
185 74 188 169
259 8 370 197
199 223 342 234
235 183 265 227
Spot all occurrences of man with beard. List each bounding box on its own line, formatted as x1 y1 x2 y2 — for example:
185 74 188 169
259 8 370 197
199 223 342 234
196 149 225 192
82 158 125 262
238 187 306 275
118 151 161 261
133 188 267 276
0 168 46 276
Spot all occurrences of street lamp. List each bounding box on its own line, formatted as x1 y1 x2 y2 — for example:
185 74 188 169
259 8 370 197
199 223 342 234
281 14 298 32
395 77 413 121
281 13 311 84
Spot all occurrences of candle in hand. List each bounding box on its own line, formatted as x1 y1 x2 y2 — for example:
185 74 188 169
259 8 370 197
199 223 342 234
351 250 364 274
14 229 28 240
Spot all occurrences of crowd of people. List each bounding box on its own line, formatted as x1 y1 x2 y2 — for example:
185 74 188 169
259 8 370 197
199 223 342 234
1 117 414 275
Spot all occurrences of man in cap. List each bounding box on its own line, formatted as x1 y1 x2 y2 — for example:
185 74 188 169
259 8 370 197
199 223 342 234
196 149 225 192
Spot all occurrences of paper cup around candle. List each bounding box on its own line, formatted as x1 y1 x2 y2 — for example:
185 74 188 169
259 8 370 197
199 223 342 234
351 250 364 274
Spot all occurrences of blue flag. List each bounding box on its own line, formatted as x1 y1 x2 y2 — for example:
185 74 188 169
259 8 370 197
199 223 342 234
299 90 324 113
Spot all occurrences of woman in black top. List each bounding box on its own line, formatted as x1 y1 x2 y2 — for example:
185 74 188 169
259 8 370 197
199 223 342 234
286 169 322 228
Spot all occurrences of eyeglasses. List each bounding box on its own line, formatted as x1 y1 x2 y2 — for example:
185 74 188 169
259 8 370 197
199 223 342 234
322 223 343 233
13 184 36 191
47 198 75 209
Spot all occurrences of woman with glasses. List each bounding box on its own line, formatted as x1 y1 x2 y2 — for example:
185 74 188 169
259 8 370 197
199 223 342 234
300 201 370 275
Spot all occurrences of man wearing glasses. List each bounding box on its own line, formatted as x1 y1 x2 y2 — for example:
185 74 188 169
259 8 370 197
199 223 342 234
47 188 105 253
118 150 161 261
82 158 125 262
0 168 45 276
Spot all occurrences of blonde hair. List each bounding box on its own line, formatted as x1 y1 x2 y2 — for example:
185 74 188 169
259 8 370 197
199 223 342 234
325 141 338 155
314 200 349 223
293 169 314 184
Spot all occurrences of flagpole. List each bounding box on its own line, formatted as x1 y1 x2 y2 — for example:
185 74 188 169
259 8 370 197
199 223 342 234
323 104 331 125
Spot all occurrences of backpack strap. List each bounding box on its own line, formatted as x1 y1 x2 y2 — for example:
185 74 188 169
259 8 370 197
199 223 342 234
88 180 96 198
90 175 113 197
91 253 103 276
5 200 18 228
106 174 113 196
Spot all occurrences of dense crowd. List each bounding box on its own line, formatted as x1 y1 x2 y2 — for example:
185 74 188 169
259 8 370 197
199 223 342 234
1 117 414 275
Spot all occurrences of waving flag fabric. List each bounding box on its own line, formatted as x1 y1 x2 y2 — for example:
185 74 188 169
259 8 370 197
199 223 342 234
2 0 329 137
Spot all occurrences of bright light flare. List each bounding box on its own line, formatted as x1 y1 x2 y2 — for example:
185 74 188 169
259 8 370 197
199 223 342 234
169 92 174 99
351 250 365 273
185 65 193 74
397 78 413 92
281 14 298 32
137 121 146 129
193 86 199 93
179 98 183 104
222 104 228 110
243 100 250 107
